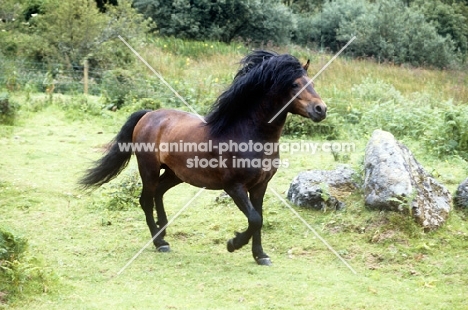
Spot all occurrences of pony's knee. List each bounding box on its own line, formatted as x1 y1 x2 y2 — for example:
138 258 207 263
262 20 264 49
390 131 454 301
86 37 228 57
249 211 263 231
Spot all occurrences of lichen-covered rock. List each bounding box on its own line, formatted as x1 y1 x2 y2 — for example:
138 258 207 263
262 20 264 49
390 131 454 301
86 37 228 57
287 165 358 211
454 178 468 209
364 130 451 230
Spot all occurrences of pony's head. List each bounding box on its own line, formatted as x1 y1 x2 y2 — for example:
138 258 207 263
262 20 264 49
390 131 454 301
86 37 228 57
206 50 327 136
287 60 327 122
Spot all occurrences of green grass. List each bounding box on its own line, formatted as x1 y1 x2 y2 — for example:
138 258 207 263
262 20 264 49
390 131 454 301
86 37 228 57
0 96 467 308
147 36 248 59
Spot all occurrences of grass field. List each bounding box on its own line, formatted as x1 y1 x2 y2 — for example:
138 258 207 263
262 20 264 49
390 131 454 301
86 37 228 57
1 42 468 308
0 98 467 309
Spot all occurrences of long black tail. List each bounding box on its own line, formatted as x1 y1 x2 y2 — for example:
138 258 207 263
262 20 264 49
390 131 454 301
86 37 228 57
79 110 151 189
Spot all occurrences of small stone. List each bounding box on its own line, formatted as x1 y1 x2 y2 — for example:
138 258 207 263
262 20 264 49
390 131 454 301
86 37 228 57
454 178 468 209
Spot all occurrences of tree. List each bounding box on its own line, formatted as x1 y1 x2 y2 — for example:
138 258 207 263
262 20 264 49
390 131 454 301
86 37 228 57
297 0 369 49
95 0 118 12
35 0 106 65
282 0 323 13
33 0 150 68
338 0 458 67
412 0 468 56
134 0 295 44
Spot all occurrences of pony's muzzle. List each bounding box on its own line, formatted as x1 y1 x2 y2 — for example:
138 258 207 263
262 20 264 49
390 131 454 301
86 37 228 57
308 101 327 122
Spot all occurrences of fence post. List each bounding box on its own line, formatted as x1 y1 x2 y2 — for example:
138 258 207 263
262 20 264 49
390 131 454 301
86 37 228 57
83 59 89 95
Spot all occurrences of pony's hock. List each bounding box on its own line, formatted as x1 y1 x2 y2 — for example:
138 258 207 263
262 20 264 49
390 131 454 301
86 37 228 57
80 50 327 265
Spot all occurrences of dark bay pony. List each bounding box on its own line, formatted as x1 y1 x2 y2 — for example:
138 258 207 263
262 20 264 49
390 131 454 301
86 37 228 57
80 50 327 265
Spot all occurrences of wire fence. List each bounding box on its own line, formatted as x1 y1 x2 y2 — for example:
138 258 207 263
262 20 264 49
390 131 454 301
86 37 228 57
0 59 162 98
0 59 99 94
0 58 222 115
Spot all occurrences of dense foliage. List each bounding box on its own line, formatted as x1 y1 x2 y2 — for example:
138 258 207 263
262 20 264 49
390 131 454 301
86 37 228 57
134 0 295 44
303 0 465 67
0 93 17 124
0 0 150 69
0 227 50 303
1 0 468 68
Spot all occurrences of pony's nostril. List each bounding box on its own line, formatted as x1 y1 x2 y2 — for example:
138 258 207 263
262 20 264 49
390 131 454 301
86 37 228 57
315 104 325 115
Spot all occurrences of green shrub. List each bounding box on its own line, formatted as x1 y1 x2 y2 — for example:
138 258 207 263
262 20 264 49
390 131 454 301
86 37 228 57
0 227 50 303
34 0 150 70
101 69 164 109
296 0 368 49
421 104 468 158
0 93 19 125
238 0 295 45
351 78 404 104
55 94 105 119
338 0 459 68
135 0 296 44
0 229 28 262
124 97 162 111
283 111 345 140
99 169 142 211
350 78 468 158
0 0 151 77
302 0 460 68
352 79 431 138
101 69 132 108
412 0 468 57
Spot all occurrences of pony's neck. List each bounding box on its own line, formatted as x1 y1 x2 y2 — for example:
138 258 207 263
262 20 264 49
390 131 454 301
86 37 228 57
234 99 288 142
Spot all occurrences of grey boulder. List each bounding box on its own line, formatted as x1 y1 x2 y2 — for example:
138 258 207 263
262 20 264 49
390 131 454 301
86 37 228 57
364 130 451 230
287 165 358 211
454 178 468 209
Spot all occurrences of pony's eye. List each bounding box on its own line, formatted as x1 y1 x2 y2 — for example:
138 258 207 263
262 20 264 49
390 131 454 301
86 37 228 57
292 83 299 88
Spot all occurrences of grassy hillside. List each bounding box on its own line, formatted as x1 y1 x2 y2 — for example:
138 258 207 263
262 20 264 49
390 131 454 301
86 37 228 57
1 40 468 308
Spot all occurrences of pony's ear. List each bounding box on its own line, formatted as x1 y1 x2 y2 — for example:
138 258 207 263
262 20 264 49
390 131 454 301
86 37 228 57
303 59 310 71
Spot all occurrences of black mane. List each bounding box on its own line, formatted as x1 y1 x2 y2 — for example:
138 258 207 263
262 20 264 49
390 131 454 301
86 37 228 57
205 50 306 136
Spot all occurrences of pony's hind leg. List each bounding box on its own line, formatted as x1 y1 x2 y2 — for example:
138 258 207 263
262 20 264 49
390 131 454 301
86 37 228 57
140 184 170 251
153 168 183 252
137 159 168 252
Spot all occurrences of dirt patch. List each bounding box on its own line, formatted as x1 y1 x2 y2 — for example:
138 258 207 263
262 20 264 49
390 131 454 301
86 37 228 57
0 291 7 304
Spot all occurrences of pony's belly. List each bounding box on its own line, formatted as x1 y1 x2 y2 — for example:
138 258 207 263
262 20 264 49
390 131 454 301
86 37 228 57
163 153 279 190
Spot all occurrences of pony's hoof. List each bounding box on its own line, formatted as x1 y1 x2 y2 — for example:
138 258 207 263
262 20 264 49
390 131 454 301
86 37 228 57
256 257 272 266
227 239 235 253
157 245 170 253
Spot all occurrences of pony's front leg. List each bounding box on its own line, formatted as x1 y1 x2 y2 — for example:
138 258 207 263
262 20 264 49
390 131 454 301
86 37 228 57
225 185 269 265
249 184 271 266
